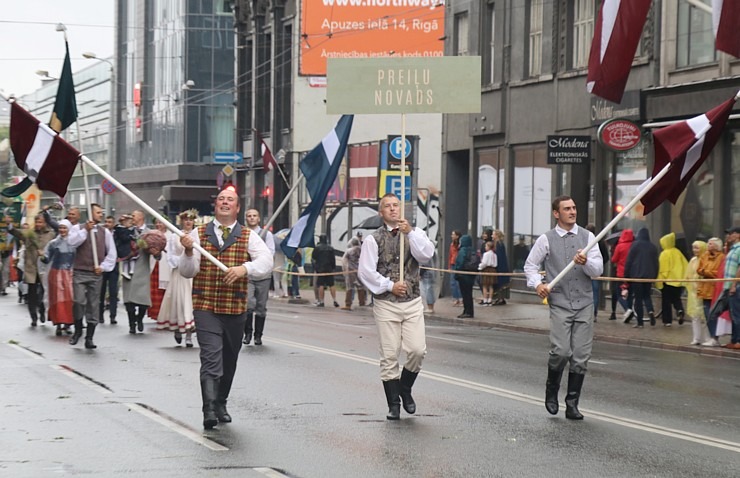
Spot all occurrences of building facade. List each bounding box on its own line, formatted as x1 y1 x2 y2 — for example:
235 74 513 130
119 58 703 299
441 0 740 295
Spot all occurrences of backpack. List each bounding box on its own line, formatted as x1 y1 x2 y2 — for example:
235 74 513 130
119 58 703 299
462 250 480 272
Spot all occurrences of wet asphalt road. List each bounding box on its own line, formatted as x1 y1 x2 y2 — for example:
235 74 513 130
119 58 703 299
1 294 739 477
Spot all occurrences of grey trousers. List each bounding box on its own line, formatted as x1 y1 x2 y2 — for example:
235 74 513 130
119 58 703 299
548 303 593 374
73 270 103 325
247 277 271 317
194 310 247 383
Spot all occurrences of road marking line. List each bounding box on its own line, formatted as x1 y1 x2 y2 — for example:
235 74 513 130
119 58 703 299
253 467 291 477
310 320 372 329
427 334 471 344
590 360 608 365
52 365 113 394
268 338 740 454
8 343 44 360
125 403 229 451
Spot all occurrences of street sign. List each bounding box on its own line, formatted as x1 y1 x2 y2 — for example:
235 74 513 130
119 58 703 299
388 137 411 160
101 178 117 195
379 170 411 201
221 164 235 177
214 152 243 164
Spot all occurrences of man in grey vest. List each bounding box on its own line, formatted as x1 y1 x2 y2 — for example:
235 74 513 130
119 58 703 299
358 193 435 420
67 203 117 349
524 195 603 420
244 208 275 346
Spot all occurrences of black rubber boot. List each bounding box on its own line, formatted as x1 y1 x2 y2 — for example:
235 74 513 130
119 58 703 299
545 367 564 415
254 315 266 345
382 380 402 420
69 320 84 345
243 310 254 345
399 368 418 414
201 378 219 429
84 323 97 349
565 372 585 420
215 377 233 423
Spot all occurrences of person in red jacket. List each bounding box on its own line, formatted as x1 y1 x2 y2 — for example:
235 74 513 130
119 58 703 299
609 229 634 321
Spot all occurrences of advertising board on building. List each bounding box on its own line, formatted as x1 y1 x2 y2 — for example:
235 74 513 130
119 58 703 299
546 136 591 165
597 119 641 152
300 0 445 76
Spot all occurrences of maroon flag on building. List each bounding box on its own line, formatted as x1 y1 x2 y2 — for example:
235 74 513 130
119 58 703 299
586 0 651 103
255 130 279 172
640 94 738 215
713 0 740 58
1 102 80 198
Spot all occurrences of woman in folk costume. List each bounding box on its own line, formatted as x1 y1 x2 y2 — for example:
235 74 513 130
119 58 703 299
685 240 707 345
42 219 75 336
147 220 171 321
122 230 166 334
157 210 198 346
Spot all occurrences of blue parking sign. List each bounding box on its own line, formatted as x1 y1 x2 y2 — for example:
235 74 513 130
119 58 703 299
386 175 411 201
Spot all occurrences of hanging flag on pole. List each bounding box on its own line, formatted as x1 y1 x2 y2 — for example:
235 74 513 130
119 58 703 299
640 92 738 215
280 115 354 258
254 129 279 172
50 40 79 133
586 0 651 103
1 101 81 198
713 0 740 58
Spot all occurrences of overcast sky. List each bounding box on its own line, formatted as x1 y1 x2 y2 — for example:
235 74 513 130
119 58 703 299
0 1 114 99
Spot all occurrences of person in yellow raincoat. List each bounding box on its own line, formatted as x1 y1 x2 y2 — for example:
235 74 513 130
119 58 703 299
685 241 707 344
656 232 688 327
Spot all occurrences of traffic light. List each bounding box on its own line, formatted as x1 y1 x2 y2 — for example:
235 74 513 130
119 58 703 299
262 185 271 198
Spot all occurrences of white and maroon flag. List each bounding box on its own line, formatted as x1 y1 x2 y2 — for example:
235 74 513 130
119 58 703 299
713 0 740 58
586 0 651 103
1 101 80 198
640 93 738 215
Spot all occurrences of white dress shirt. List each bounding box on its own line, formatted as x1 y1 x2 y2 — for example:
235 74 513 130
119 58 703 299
358 226 435 296
66 223 118 273
524 224 603 289
179 220 273 279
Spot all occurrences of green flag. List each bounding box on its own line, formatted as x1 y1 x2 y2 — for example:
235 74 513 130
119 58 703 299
50 41 78 133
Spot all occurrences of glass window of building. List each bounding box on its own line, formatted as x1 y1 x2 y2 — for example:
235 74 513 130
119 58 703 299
477 149 505 235
482 2 495 84
513 147 552 243
572 0 595 69
454 12 469 56
528 0 543 77
676 0 716 67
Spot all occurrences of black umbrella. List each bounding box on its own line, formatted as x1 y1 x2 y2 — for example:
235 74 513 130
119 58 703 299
606 231 622 245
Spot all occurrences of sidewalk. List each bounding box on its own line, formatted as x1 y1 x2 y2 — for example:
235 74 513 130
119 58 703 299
282 288 740 360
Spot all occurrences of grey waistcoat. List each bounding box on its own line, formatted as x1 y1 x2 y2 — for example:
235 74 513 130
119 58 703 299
371 227 420 303
543 228 592 311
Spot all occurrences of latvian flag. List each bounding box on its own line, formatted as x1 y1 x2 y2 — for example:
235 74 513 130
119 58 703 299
640 93 738 215
713 0 740 58
586 0 651 103
1 102 80 198
280 115 354 259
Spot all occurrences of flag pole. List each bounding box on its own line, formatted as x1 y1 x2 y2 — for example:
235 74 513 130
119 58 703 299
263 174 305 233
547 159 675 291
273 161 290 189
78 155 229 272
75 122 99 268
399 113 406 283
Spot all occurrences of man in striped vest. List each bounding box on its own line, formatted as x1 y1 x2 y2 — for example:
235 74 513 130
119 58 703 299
179 185 272 429
524 196 603 420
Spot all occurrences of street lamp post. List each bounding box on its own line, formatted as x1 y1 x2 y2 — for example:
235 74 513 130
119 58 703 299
82 52 116 214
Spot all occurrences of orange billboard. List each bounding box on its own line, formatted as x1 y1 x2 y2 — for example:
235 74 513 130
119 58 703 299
300 0 445 76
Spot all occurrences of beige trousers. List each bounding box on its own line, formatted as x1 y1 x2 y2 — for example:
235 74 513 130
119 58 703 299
374 296 427 381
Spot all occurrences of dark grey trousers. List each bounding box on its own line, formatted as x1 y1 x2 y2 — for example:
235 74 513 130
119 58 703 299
194 310 247 387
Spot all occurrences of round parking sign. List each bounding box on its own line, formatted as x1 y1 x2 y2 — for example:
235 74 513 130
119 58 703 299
389 137 412 160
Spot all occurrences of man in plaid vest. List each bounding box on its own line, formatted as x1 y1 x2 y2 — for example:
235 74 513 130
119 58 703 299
180 185 272 429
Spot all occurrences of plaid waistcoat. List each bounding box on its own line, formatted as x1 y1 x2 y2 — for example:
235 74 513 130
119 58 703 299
192 222 251 315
